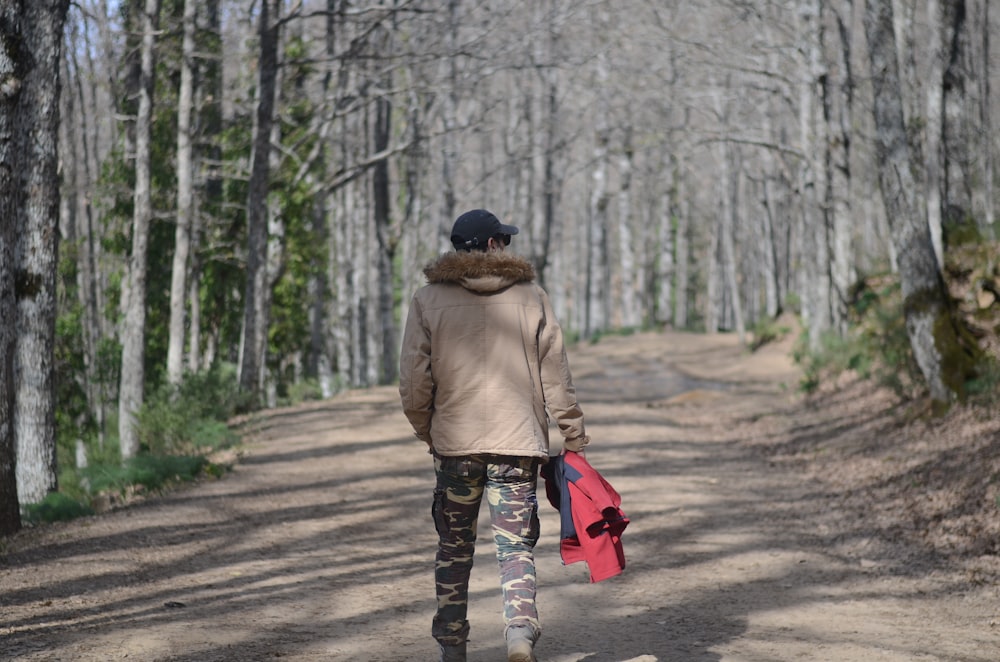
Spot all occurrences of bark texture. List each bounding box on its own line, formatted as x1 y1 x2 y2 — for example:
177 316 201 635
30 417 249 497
12 0 68 503
0 0 22 534
239 0 280 403
865 0 976 407
118 0 159 459
166 0 198 387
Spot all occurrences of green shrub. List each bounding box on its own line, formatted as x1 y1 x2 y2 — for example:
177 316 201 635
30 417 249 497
137 363 243 455
966 357 1000 405
23 492 94 524
83 453 211 496
793 278 921 397
750 317 791 351
792 330 866 393
282 378 324 406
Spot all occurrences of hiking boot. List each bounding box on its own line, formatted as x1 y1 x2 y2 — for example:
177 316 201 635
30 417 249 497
506 626 536 662
437 640 466 662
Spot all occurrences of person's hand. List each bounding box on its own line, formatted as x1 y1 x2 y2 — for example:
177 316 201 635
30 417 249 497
563 435 590 453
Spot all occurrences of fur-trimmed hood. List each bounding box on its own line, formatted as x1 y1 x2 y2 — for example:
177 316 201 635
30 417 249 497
423 251 536 293
400 248 587 459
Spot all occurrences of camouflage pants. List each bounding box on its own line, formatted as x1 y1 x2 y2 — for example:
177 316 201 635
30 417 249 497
431 454 541 647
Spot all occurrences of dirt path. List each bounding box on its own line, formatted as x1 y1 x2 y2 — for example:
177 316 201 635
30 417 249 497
2 331 998 661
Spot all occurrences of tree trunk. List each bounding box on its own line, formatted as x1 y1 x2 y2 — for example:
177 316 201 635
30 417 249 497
118 0 159 459
761 175 782 318
0 0 23 534
586 38 610 338
926 0 946 265
166 0 198 387
655 154 677 328
798 0 832 352
705 208 721 334
10 0 67 502
373 48 397 385
536 0 563 288
617 126 638 329
438 0 459 250
865 0 976 408
188 0 223 374
940 0 994 241
238 0 281 405
822 0 855 336
723 161 746 343
66 15 108 446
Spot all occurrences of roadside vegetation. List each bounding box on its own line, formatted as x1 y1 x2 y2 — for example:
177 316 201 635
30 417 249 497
791 237 1000 411
26 364 248 525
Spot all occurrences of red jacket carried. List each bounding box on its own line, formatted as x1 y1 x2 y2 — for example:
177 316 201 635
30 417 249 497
541 452 629 583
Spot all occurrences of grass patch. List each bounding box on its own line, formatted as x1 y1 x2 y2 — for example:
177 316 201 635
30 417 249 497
28 364 245 526
749 317 791 351
793 277 919 396
82 453 211 497
23 492 95 525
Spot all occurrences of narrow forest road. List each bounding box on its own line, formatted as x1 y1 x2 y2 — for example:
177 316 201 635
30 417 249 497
2 331 998 661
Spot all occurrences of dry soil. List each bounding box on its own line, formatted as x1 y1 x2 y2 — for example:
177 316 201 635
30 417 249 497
2 330 998 661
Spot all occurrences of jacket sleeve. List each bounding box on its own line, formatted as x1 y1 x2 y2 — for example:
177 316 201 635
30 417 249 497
535 285 588 447
398 294 434 444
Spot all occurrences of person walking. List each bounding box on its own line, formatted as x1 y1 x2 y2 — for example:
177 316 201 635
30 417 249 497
399 209 590 662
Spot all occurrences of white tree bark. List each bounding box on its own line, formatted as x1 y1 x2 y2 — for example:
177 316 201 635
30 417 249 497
118 0 159 459
798 0 832 351
617 126 638 328
673 189 689 330
925 0 945 265
760 175 781 319
940 0 994 239
438 0 459 251
167 0 197 387
655 154 676 327
586 36 610 337
865 0 972 406
822 0 855 336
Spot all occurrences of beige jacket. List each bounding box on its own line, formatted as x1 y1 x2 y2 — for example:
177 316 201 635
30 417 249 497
399 251 588 459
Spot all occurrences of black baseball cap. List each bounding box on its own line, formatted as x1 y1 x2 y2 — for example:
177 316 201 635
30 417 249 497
450 209 519 251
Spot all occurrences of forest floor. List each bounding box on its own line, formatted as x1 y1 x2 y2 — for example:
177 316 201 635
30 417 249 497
2 328 1000 661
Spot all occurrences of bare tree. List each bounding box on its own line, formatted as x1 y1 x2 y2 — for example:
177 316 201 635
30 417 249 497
118 0 160 459
12 0 69 502
586 23 611 338
372 20 398 386
939 0 994 241
864 0 977 407
166 0 199 387
0 0 22 533
239 0 281 404
65 7 110 448
821 0 855 336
